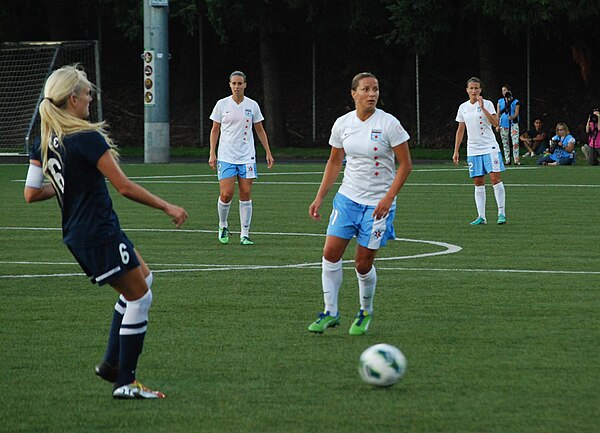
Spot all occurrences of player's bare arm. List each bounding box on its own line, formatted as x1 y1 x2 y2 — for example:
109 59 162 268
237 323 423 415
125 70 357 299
97 150 188 227
309 147 344 221
208 121 221 169
372 142 412 220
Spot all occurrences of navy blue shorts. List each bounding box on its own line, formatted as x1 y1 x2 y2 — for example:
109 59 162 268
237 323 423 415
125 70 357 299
67 231 141 286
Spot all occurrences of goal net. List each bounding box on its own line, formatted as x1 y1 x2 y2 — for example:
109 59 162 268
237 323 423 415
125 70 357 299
0 41 102 154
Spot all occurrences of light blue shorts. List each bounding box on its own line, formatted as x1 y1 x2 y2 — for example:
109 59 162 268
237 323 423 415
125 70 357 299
326 193 396 250
217 161 258 180
467 151 505 178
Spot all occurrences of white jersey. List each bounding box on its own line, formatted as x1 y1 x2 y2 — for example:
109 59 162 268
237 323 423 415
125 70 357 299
210 95 264 164
330 108 410 206
455 99 501 156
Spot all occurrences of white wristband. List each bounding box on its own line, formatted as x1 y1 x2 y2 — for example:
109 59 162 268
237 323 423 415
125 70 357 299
25 163 44 189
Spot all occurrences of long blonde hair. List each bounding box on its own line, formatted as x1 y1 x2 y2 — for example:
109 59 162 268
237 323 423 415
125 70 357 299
39 64 118 172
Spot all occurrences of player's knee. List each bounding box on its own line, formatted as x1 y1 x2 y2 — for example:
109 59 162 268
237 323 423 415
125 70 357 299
354 256 374 275
355 262 372 275
220 192 233 203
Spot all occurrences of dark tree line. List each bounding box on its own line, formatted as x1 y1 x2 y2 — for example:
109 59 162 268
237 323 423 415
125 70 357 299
1 0 598 148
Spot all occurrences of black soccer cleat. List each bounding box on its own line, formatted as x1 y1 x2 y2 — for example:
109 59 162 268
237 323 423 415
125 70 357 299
95 361 119 383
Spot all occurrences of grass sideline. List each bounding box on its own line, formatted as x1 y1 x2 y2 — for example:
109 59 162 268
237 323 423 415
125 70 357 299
1 162 599 433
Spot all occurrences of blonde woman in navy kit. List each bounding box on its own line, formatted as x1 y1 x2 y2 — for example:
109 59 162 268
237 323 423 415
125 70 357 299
24 65 188 399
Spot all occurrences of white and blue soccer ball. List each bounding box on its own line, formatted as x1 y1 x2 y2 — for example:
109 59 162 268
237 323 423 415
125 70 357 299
358 343 406 387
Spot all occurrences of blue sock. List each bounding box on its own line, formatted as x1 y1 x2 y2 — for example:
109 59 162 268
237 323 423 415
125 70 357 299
116 333 146 386
104 296 126 367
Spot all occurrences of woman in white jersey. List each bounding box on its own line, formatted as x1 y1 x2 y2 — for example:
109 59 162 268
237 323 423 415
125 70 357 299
453 77 507 225
307 72 412 336
209 71 274 245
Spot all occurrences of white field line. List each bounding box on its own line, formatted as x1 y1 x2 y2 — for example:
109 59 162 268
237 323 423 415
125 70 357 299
11 167 600 188
1 226 598 278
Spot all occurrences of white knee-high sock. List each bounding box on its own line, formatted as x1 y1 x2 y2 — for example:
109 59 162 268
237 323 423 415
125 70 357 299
322 257 343 316
145 272 153 289
239 200 253 238
474 185 486 219
493 182 506 216
356 266 377 314
218 198 231 229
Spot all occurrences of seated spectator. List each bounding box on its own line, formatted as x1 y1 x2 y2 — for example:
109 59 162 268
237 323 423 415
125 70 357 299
520 117 548 157
537 123 576 166
581 108 600 165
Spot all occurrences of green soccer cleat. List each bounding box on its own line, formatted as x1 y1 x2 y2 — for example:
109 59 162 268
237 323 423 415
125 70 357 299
240 236 254 245
218 227 230 244
469 217 487 225
349 309 372 336
497 214 507 225
308 311 340 333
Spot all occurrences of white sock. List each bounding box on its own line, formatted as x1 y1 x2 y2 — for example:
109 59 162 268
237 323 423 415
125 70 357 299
493 182 506 216
474 185 486 219
322 257 343 316
145 271 153 289
356 266 377 314
239 200 252 238
120 290 152 336
218 198 231 229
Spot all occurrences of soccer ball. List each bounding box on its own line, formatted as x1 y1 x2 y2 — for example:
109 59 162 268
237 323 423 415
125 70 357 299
358 343 406 387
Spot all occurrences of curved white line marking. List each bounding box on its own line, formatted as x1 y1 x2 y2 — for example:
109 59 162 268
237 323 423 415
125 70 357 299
0 234 461 278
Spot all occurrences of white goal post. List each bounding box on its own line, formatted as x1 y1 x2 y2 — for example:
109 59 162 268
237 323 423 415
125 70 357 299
0 41 102 155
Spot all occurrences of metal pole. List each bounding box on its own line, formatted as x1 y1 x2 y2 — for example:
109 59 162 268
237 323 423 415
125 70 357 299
94 40 103 122
143 0 170 163
415 52 421 147
312 38 316 144
198 9 204 146
526 29 531 129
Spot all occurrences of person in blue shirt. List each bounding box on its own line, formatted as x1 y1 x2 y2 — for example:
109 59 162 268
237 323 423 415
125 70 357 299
23 65 188 399
537 122 576 166
496 85 521 165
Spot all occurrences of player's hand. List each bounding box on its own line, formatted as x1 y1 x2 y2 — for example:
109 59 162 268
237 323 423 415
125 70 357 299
165 204 188 228
208 154 217 170
452 151 460 166
266 153 275 169
373 197 393 220
309 198 322 221
477 95 484 108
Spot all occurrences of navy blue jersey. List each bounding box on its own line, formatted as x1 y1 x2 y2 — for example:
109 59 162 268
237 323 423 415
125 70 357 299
30 131 121 246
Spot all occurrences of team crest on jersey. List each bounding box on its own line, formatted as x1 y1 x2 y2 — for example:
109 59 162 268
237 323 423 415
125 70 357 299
245 109 252 117
373 230 382 239
370 129 382 141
